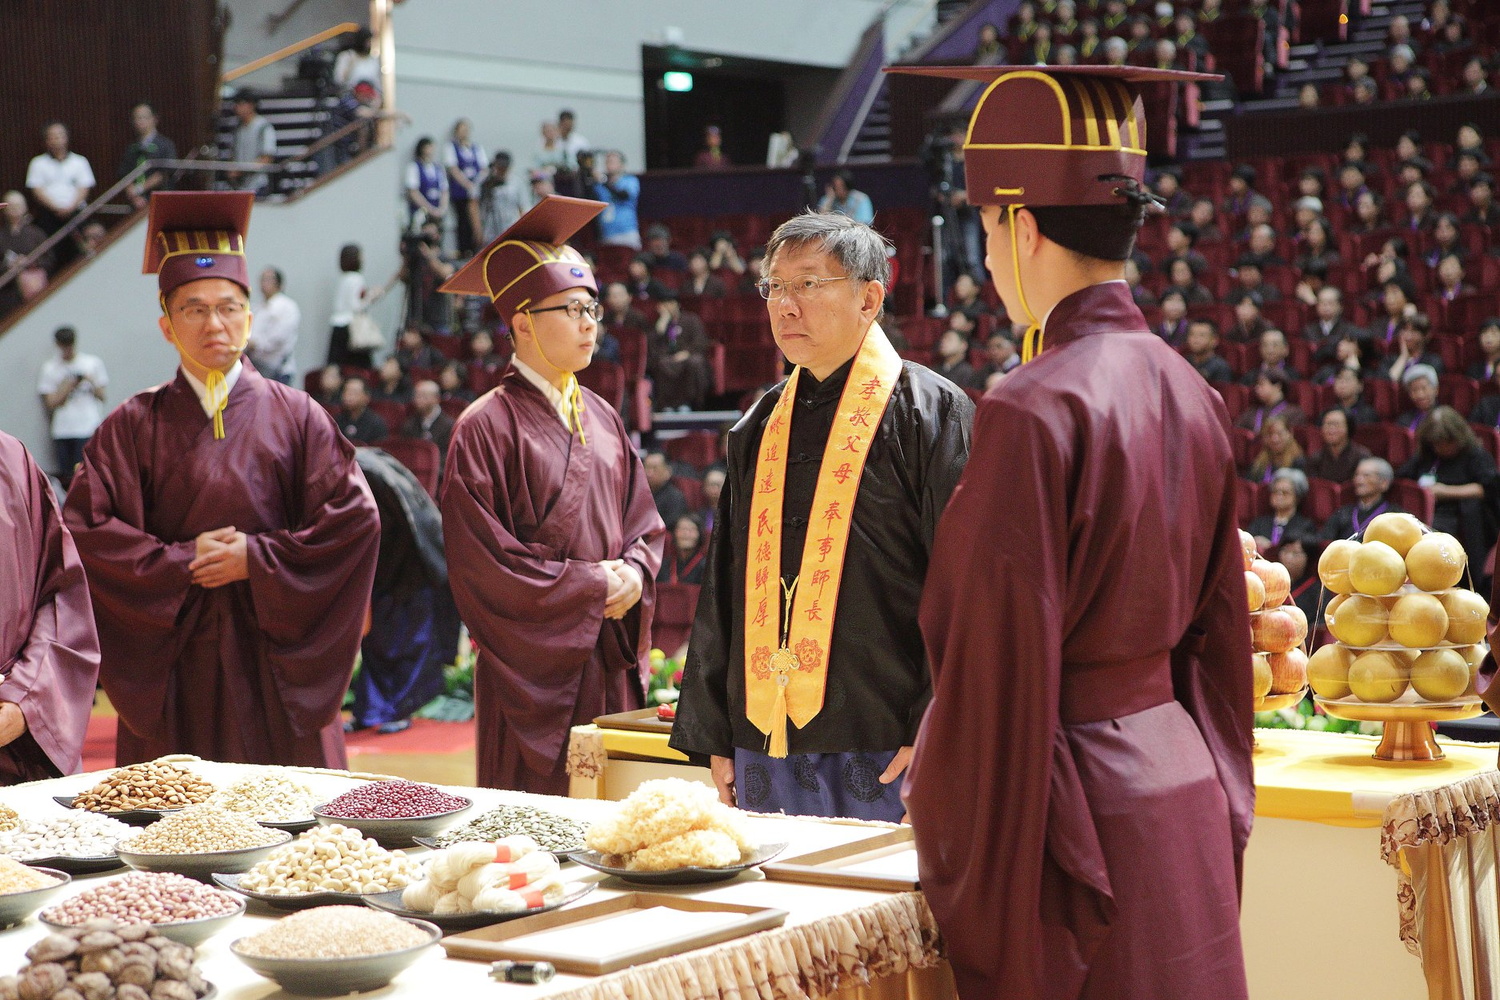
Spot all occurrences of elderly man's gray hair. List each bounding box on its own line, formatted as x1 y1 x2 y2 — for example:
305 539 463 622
1359 456 1395 485
765 211 892 288
1271 467 1309 500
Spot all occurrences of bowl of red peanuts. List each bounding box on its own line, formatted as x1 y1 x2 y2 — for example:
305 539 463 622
312 781 472 846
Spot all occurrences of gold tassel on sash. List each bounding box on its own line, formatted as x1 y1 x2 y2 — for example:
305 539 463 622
743 323 903 757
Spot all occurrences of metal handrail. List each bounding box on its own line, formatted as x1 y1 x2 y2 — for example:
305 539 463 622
222 21 360 83
0 113 391 292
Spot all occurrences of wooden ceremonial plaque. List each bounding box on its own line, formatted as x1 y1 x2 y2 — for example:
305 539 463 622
761 827 920 892
439 892 788 975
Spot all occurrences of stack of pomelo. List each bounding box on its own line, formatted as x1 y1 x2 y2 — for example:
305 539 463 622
1241 529 1309 703
1311 512 1488 705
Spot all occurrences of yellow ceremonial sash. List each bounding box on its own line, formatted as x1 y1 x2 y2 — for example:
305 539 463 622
743 322 902 758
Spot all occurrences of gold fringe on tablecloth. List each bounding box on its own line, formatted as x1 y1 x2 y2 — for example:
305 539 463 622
1380 770 1500 959
544 891 942 1000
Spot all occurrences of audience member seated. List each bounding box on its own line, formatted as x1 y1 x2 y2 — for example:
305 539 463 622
1247 468 1316 549
602 281 651 338
979 329 1022 386
1385 314 1444 383
1425 214 1467 270
312 364 344 409
934 328 981 391
1188 197 1224 243
641 223 687 273
1329 367 1380 428
949 273 992 321
1368 274 1415 346
1278 533 1327 624
393 326 446 372
1242 329 1301 386
1227 295 1273 345
699 468 725 534
625 255 672 302
1123 257 1155 307
1164 258 1214 306
644 451 689 525
648 291 712 411
1464 174 1499 228
1303 408 1373 483
437 360 475 404
372 357 412 404
1237 370 1306 432
1160 221 1207 276
1433 253 1476 302
1322 457 1403 541
1153 290 1190 346
1227 258 1282 306
1248 419 1308 488
1394 363 1440 433
707 232 747 277
657 513 708 585
1470 366 1500 427
1397 407 1499 576
683 249 726 298
399 379 454 466
338 376 388 444
1305 287 1365 360
1184 319 1232 383
1296 218 1340 273
467 329 506 376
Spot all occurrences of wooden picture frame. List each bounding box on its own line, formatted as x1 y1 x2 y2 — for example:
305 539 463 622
439 892 788 975
761 827 919 892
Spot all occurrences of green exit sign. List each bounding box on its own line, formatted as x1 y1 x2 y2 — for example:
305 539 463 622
663 72 694 92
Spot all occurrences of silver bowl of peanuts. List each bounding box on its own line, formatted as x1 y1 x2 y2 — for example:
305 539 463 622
42 893 247 948
115 832 293 881
0 866 71 928
230 908 440 995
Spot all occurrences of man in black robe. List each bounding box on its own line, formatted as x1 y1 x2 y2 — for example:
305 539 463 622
670 212 973 820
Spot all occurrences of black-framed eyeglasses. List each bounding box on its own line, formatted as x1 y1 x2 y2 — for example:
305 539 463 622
528 299 605 322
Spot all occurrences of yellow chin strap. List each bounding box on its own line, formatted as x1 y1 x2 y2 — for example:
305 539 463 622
161 295 249 440
521 308 587 445
1009 203 1044 363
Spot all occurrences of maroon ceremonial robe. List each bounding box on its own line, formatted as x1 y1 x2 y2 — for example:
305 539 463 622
907 282 1254 1000
64 363 379 768
441 369 664 794
0 433 99 781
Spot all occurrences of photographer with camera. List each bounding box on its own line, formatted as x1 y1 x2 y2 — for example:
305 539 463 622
400 218 456 336
922 120 985 291
36 326 107 488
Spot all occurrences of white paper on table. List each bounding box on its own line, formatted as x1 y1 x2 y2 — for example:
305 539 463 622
836 846 920 879
504 906 745 963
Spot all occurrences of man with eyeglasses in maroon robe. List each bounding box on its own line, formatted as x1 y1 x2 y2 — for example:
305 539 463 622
439 196 665 793
65 192 379 768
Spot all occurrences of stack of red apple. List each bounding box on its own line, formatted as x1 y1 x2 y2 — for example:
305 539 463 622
1310 512 1490 707
1241 529 1310 708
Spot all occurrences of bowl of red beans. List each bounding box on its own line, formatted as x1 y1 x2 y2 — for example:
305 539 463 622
312 781 472 846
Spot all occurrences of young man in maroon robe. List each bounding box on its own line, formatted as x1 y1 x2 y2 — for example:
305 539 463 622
64 192 379 768
0 430 100 782
886 65 1254 999
439 196 665 794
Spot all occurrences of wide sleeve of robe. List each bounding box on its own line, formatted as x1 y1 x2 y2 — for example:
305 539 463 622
906 393 1075 995
242 403 381 734
0 434 100 779
64 402 200 712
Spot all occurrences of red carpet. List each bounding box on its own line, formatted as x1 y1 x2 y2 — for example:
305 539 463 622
81 713 476 772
